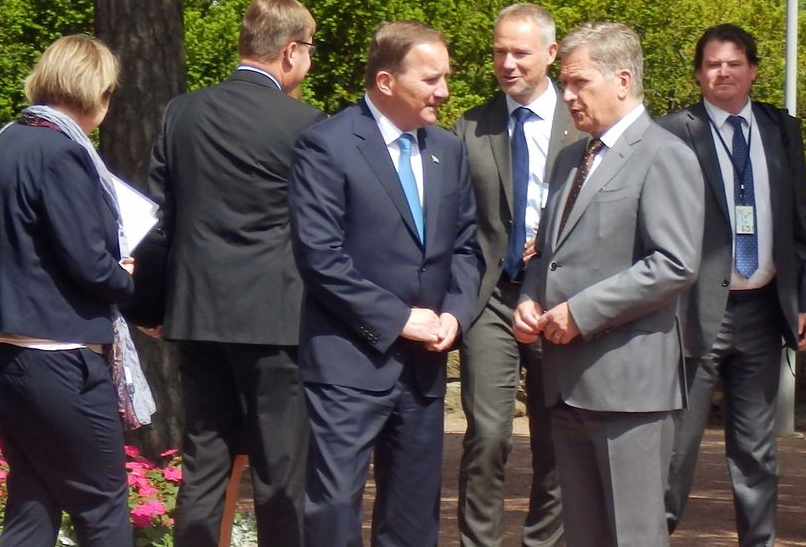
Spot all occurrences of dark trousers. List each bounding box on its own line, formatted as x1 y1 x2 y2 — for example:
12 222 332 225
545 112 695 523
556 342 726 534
173 341 309 547
666 289 782 547
303 369 444 547
0 344 131 547
459 279 562 547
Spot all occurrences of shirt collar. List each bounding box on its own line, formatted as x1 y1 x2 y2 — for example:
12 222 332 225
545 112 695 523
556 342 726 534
236 64 281 91
363 93 417 146
702 97 753 129
598 103 645 149
504 79 557 121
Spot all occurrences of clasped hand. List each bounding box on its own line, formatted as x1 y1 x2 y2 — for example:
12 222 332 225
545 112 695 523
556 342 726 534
513 300 580 345
401 308 460 352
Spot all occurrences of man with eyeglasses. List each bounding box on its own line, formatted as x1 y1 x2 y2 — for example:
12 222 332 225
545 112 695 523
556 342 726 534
147 1 324 546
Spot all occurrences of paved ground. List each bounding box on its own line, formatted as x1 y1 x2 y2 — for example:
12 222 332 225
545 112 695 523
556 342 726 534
356 415 806 546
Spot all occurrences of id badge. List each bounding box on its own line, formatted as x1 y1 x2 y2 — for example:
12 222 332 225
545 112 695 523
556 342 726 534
735 205 755 235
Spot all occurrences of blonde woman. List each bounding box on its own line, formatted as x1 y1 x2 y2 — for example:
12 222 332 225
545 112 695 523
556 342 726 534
0 35 134 547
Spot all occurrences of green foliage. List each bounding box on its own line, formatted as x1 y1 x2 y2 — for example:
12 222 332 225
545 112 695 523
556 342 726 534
0 0 92 123
184 0 247 91
0 1 804 129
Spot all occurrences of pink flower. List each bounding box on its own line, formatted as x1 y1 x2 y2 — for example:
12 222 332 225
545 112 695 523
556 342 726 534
162 466 182 483
125 445 140 458
130 500 166 528
160 449 180 458
138 482 158 497
0 469 6 481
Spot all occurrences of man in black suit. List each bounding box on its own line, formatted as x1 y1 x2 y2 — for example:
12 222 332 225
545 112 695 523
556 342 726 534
147 1 324 545
290 21 482 547
659 24 806 547
453 5 581 546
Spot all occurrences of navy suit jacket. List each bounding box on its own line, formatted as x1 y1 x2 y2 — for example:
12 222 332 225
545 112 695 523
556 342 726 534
290 100 483 397
0 123 133 344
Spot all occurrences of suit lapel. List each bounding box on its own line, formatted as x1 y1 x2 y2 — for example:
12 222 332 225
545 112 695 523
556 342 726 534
687 103 731 224
420 127 442 252
486 94 514 218
753 102 783 222
354 102 422 246
554 113 648 248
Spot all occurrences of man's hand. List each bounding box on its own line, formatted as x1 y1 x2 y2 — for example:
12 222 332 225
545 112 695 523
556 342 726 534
137 325 164 339
513 299 543 344
536 302 580 345
522 234 538 264
401 308 440 343
425 313 460 352
120 256 135 275
798 312 806 351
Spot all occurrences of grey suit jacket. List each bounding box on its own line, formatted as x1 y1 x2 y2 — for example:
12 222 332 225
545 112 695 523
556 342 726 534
521 111 704 412
657 101 806 357
454 89 583 319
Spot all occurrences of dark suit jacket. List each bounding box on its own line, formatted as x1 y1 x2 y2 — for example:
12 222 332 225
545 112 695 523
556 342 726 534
148 70 325 345
290 100 483 397
658 101 806 357
453 89 583 317
0 123 133 344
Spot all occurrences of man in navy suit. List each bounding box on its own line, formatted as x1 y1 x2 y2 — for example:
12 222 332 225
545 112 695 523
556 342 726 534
290 20 483 547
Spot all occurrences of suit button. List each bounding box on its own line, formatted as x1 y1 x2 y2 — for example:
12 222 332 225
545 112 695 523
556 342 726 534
721 280 729 287
549 261 558 271
498 258 505 266
421 267 426 272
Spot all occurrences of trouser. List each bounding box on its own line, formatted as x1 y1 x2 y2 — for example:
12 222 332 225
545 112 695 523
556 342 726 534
173 341 309 547
0 344 132 547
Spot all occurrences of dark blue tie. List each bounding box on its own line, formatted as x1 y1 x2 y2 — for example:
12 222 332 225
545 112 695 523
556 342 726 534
397 134 424 243
504 107 533 279
727 115 758 278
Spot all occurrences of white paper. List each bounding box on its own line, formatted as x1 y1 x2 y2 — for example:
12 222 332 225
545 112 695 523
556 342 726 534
111 175 158 252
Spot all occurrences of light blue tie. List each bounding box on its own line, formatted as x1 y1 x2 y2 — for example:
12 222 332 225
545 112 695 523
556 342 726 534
397 134 424 243
727 115 758 278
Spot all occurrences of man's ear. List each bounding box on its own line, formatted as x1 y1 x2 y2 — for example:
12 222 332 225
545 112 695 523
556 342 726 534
375 71 394 97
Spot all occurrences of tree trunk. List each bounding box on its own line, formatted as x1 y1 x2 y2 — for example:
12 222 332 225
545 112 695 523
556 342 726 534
94 0 186 459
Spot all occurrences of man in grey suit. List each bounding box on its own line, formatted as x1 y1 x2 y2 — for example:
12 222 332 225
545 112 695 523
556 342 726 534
513 22 704 547
659 24 806 547
453 4 580 546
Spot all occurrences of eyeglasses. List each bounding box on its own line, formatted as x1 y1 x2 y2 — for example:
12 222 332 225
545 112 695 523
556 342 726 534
295 40 317 55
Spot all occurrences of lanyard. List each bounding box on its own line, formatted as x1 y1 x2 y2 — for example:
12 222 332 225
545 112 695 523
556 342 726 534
708 116 753 203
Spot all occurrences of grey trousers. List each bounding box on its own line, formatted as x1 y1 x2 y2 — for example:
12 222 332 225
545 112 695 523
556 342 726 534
458 279 563 547
553 405 674 547
666 289 782 547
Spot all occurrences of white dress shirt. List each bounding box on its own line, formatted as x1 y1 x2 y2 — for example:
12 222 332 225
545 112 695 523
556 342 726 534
364 94 424 206
505 81 557 242
703 99 774 290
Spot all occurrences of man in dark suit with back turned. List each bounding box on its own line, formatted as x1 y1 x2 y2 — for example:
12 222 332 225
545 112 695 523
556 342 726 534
659 24 806 547
290 21 482 547
453 5 580 546
147 1 324 545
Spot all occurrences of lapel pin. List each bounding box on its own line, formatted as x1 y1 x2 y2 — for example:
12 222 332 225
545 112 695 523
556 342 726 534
430 154 439 164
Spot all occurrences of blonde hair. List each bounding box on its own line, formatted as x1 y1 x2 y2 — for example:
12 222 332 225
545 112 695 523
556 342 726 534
24 35 119 115
239 0 316 62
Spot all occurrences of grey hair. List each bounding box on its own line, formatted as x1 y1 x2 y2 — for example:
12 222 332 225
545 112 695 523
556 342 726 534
495 3 556 45
559 21 643 97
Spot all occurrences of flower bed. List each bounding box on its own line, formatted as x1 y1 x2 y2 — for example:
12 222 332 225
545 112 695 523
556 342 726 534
0 444 257 546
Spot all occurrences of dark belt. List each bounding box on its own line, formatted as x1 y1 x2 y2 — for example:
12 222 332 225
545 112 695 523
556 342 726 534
728 280 775 301
500 269 525 285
